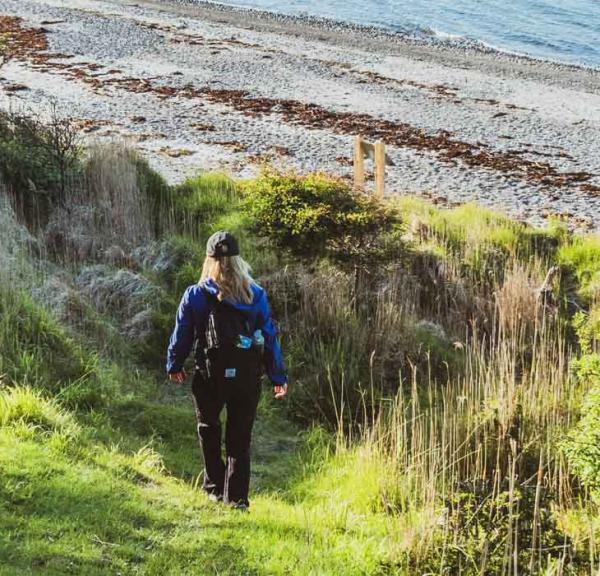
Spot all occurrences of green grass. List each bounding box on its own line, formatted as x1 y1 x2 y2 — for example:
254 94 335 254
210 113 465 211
558 234 600 302
394 197 565 265
171 173 240 239
0 284 96 392
3 157 600 574
0 285 408 574
0 386 410 576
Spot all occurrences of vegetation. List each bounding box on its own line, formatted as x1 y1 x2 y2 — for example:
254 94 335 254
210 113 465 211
0 111 599 574
244 171 403 273
565 376 600 500
563 312 600 502
0 284 102 401
558 234 600 302
0 106 80 227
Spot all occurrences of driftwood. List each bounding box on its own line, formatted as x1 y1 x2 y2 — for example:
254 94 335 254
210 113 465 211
537 266 560 299
536 266 561 313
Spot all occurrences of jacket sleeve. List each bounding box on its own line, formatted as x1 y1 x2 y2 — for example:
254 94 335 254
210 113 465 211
166 287 196 374
257 290 288 386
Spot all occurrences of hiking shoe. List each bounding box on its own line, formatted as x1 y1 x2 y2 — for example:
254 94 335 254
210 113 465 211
230 501 249 512
207 493 223 503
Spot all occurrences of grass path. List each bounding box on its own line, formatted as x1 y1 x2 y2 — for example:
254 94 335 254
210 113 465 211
0 385 402 575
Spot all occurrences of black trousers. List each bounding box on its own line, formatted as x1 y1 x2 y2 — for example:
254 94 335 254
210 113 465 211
191 362 261 506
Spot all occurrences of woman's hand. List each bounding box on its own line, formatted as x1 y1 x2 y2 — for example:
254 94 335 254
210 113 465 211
273 384 288 399
168 370 187 385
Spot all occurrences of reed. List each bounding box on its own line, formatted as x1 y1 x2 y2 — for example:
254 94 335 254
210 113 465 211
321 249 595 573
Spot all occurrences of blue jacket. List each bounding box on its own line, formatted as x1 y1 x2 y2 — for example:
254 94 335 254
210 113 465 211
166 280 288 385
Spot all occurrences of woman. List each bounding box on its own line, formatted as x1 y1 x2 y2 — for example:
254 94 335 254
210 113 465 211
166 231 287 510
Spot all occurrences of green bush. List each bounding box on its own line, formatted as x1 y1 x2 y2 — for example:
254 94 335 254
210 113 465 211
564 375 600 500
243 171 404 272
572 310 600 355
0 109 80 228
420 487 572 575
562 311 600 501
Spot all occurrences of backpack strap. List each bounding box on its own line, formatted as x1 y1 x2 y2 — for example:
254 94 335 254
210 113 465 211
203 287 220 351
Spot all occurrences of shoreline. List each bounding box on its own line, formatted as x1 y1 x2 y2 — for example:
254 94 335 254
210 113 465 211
128 0 600 90
163 0 600 73
1 0 599 230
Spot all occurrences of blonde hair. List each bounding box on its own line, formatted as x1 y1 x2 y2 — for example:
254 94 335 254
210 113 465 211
200 254 255 304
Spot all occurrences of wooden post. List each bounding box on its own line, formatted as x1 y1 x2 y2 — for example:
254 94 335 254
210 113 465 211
374 141 385 198
354 135 365 190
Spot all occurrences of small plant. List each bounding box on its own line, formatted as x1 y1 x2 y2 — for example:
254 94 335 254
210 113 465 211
563 313 600 502
563 380 600 501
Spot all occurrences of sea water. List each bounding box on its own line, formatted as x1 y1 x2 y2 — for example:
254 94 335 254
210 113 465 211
202 0 600 69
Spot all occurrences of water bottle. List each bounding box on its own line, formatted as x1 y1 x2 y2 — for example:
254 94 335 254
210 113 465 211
253 330 265 354
236 335 253 349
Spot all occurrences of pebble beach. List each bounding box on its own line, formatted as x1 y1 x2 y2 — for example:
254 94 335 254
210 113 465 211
1 0 600 229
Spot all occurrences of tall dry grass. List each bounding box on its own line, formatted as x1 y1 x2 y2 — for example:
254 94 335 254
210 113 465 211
319 251 595 573
85 142 152 246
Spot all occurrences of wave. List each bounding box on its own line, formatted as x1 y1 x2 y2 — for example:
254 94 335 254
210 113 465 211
165 0 600 71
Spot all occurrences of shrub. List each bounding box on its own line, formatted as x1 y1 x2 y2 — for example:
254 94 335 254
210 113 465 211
0 107 80 228
564 348 600 502
243 171 404 274
580 304 600 353
420 487 571 575
564 376 600 500
563 311 600 500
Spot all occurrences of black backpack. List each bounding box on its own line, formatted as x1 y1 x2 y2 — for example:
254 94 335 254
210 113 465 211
202 293 262 382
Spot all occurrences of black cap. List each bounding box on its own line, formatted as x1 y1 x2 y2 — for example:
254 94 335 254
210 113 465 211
206 231 240 258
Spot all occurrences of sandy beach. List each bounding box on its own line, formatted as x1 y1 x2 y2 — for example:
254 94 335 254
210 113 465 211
1 0 599 229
